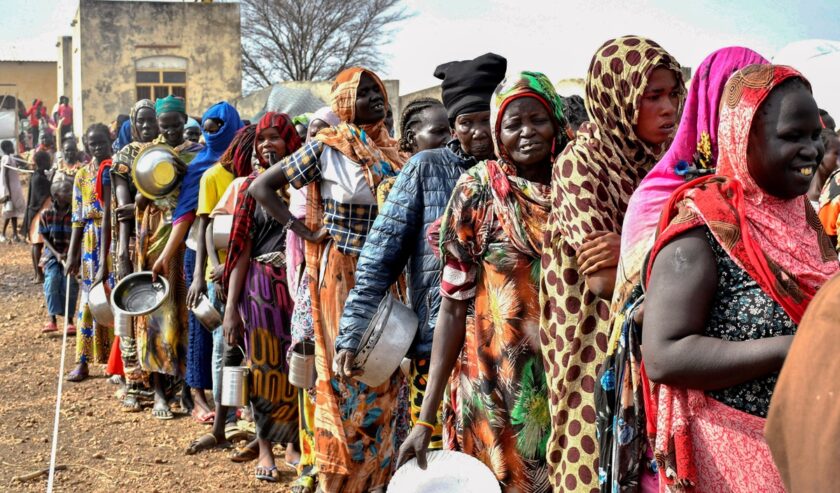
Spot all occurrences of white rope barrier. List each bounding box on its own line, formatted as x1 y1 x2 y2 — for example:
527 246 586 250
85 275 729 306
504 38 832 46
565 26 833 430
46 271 72 491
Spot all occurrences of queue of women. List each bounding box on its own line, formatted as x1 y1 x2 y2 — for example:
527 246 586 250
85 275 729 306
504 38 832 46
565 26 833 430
30 33 840 492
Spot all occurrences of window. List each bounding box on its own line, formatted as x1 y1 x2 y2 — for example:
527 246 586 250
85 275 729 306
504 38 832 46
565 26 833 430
135 70 188 106
135 56 188 108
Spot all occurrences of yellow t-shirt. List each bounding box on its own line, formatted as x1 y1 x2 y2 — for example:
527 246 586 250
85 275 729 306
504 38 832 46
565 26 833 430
198 163 234 281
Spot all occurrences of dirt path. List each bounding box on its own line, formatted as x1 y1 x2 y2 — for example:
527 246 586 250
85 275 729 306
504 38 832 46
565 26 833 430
0 242 295 491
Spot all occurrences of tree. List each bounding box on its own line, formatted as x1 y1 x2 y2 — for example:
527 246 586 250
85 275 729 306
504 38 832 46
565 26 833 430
240 0 411 91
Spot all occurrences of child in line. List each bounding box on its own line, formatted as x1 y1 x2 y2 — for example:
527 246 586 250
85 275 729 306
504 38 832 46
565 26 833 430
65 123 114 382
40 175 78 333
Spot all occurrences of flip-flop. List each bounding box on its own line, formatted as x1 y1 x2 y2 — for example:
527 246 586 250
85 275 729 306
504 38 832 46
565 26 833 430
230 445 259 463
152 405 174 420
65 325 77 336
255 465 280 483
191 409 216 424
42 322 58 333
121 396 143 413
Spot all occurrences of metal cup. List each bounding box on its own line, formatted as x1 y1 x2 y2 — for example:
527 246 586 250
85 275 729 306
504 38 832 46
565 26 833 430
221 366 250 408
113 310 132 338
288 341 316 389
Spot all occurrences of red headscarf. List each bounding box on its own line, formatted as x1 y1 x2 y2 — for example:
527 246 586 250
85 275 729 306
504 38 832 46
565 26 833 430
255 112 302 168
222 112 302 290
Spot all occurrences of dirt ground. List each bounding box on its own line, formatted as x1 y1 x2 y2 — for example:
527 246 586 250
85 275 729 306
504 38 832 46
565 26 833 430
0 242 297 492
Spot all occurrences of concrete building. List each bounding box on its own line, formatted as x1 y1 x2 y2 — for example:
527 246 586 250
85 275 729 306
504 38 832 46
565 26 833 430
0 59 58 113
65 0 242 135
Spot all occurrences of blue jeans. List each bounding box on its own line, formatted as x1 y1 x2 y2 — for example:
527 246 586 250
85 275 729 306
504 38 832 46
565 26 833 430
43 258 78 317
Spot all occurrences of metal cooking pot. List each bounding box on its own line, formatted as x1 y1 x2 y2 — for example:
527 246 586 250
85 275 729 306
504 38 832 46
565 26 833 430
353 294 418 387
221 366 250 407
132 144 183 200
212 215 233 250
191 293 222 331
88 280 114 328
110 271 171 317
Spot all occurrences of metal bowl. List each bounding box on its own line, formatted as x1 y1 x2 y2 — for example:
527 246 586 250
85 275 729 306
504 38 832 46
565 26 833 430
88 280 114 328
132 144 183 200
191 293 222 331
110 271 171 317
353 294 418 387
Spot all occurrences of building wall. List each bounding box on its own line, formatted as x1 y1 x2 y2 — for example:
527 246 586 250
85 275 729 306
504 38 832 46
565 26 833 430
56 37 73 103
74 0 241 133
0 61 58 113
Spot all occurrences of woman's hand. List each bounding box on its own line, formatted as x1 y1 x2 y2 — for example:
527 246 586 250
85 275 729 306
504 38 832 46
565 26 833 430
187 277 206 309
223 308 244 346
333 349 362 383
302 225 330 244
115 203 135 223
397 426 433 469
577 231 621 275
210 264 225 284
151 255 169 281
64 255 80 277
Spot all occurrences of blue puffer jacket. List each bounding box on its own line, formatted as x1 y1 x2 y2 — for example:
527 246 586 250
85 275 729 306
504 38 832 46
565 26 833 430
336 140 475 357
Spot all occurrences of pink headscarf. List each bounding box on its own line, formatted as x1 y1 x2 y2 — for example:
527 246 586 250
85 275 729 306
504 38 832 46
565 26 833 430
615 47 769 304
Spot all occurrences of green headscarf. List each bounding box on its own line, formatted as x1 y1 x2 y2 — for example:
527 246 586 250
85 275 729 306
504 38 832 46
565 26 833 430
490 71 567 162
155 95 186 116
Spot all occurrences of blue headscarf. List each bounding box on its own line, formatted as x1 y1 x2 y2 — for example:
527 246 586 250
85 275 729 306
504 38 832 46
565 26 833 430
113 119 132 153
173 101 243 222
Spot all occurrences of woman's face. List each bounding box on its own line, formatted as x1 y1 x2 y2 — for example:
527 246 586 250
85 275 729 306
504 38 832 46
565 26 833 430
498 97 556 167
184 126 201 143
135 107 159 143
409 105 451 154
256 126 287 166
635 67 681 146
62 139 79 161
158 112 186 147
86 129 112 162
307 118 331 141
454 111 493 160
203 118 222 135
747 81 824 199
353 73 386 125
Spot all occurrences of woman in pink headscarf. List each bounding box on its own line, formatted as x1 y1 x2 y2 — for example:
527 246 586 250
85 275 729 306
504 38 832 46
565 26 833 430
616 47 770 307
596 47 769 491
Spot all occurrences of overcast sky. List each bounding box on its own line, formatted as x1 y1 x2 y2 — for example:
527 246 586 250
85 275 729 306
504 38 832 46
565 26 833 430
2 0 839 93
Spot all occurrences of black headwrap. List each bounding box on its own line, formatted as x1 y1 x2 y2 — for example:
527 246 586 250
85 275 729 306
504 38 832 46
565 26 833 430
434 52 507 120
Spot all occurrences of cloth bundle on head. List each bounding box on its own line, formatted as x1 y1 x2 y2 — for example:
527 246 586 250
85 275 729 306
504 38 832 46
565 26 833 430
173 101 243 222
223 111 301 290
434 52 507 120
155 95 186 116
641 65 839 490
616 47 769 306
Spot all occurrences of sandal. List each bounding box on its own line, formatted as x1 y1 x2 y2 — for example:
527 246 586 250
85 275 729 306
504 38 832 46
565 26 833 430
41 322 58 334
121 395 143 413
185 433 229 455
255 465 280 483
191 408 215 424
66 367 88 382
230 445 259 463
152 404 174 420
65 324 76 336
